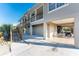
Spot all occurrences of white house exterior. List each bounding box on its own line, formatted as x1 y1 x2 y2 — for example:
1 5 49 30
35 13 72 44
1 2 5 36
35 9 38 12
19 3 79 48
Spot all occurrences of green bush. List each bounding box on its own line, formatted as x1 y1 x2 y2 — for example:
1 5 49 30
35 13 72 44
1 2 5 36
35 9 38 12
0 24 12 41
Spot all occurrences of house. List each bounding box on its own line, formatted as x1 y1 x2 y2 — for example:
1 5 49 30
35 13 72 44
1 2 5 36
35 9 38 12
19 3 79 48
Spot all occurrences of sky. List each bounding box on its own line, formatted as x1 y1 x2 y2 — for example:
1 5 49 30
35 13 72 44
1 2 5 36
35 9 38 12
0 3 35 25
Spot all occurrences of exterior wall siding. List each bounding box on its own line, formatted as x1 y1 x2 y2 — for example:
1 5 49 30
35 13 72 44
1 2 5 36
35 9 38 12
44 4 79 21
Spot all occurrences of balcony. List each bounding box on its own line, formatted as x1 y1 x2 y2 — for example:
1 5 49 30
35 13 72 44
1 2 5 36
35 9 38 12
31 14 43 22
31 16 35 22
36 6 43 20
36 14 43 20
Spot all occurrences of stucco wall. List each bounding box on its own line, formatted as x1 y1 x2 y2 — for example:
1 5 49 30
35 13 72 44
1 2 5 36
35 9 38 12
41 4 79 22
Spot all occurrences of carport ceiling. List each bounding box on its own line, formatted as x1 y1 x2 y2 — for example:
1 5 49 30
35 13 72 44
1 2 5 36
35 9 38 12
52 18 74 25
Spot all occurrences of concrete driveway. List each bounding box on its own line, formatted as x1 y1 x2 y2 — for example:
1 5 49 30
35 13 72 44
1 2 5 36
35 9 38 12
3 38 79 56
3 33 79 56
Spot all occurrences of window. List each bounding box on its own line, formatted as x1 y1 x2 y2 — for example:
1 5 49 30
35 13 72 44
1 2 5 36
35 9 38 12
49 3 55 11
49 3 65 12
57 3 64 8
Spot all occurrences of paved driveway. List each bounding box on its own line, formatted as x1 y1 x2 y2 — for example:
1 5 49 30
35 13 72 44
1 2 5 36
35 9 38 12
3 33 79 56
4 38 79 56
0 44 9 56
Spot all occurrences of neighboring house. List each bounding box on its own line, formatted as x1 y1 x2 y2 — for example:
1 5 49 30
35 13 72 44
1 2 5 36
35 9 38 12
19 3 79 48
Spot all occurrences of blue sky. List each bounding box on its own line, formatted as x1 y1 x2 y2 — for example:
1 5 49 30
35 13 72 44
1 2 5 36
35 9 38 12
0 3 35 25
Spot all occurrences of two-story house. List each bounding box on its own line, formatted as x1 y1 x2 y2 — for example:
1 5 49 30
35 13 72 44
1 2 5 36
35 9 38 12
19 3 79 48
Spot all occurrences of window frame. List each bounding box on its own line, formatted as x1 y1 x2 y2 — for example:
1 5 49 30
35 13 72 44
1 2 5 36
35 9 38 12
49 3 56 11
57 3 65 8
48 3 69 13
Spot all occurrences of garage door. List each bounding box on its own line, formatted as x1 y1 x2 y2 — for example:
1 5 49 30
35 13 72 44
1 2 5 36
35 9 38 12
32 24 43 36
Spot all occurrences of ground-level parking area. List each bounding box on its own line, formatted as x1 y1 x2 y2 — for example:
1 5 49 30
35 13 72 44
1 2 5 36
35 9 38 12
47 18 74 45
53 37 74 45
31 18 75 47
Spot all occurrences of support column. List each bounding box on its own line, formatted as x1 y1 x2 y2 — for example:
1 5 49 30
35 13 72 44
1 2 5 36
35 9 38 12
43 22 48 40
74 18 79 48
49 23 57 39
30 24 32 37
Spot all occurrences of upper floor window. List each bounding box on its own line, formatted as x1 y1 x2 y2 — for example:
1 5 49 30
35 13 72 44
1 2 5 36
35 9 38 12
49 3 65 11
57 3 65 8
49 3 55 11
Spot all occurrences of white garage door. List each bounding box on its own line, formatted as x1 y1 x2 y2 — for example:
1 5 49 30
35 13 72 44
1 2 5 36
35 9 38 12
32 24 43 36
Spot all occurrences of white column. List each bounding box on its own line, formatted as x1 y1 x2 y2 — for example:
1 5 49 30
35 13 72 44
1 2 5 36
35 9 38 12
48 23 57 40
74 18 79 48
49 23 56 38
43 22 48 40
30 24 32 37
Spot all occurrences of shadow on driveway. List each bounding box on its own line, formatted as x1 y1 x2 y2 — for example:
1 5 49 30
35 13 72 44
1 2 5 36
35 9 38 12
23 41 76 49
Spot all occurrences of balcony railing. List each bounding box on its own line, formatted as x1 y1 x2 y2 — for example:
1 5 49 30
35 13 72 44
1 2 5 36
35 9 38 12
31 16 35 22
30 13 43 22
36 14 43 20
